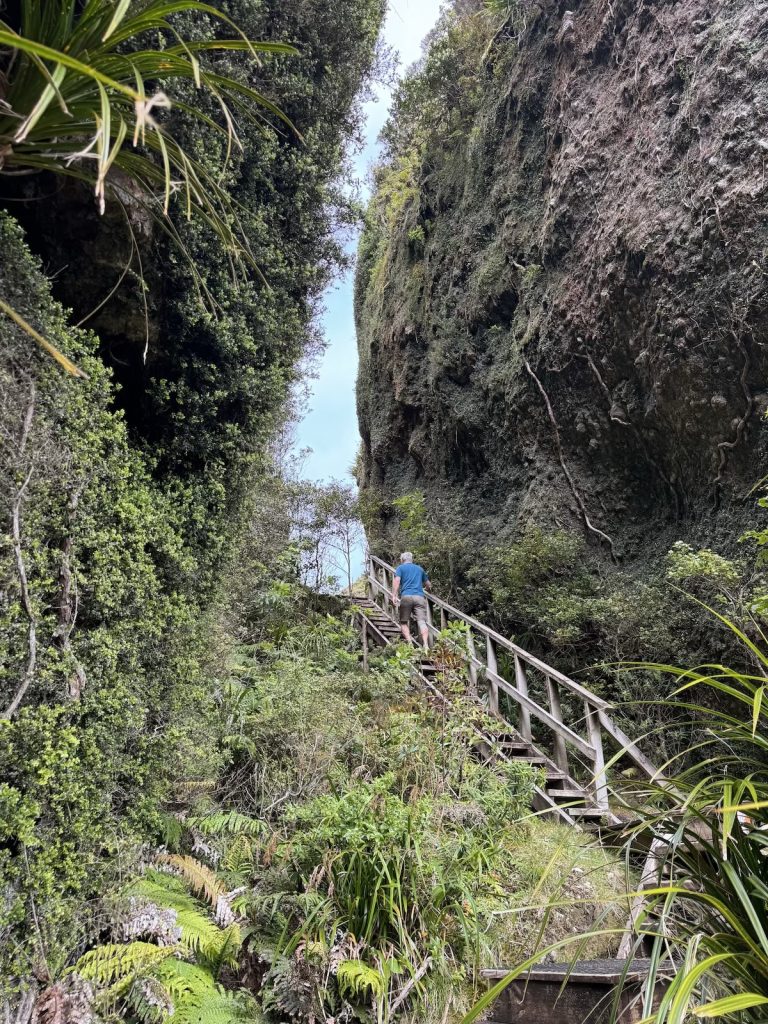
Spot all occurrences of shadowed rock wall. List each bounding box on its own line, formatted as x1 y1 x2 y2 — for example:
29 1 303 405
356 0 768 565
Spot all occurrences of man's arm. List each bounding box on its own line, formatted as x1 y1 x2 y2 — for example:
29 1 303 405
392 574 400 603
423 570 432 593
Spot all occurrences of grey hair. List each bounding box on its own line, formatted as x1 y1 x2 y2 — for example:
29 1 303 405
400 551 414 563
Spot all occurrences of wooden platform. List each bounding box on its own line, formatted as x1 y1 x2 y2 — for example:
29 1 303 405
481 960 667 1024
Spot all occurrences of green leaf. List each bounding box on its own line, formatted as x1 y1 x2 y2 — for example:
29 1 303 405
694 994 768 1017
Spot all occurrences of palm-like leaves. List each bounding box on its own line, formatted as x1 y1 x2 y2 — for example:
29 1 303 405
0 0 297 373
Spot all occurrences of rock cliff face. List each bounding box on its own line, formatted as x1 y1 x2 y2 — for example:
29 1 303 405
356 0 768 571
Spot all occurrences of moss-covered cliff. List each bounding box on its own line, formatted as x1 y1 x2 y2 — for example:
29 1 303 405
356 0 768 581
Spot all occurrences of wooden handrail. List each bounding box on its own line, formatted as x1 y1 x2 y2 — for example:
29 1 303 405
363 555 667 952
367 554 659 789
369 555 609 710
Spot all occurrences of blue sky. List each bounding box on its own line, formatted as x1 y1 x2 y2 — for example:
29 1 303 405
293 0 443 483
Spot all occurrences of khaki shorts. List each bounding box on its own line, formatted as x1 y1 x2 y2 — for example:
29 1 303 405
399 595 428 626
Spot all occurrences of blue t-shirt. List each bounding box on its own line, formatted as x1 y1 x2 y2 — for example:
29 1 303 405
395 562 429 597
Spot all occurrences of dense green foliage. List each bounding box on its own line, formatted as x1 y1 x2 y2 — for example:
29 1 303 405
0 0 385 995
66 580 626 1023
0 216 204 985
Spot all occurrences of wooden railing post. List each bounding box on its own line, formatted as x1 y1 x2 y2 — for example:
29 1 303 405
362 619 369 675
486 636 499 717
426 600 435 645
585 702 609 809
379 566 389 614
545 676 569 774
364 555 660 803
514 656 532 742
466 627 479 697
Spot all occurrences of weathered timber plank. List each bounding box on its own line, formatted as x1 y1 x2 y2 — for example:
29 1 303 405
486 668 597 759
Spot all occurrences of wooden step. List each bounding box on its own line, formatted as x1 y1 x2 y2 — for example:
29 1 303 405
565 807 609 820
547 788 589 802
481 959 669 1024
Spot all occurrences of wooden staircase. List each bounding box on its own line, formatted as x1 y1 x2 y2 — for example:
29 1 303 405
353 593 616 826
351 571 660 829
350 563 666 1017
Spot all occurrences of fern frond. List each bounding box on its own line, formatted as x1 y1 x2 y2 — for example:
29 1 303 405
175 779 217 795
158 855 227 911
336 959 384 1000
73 941 181 986
206 924 242 980
170 988 262 1024
189 811 263 838
155 959 218 1000
175 909 234 963
221 834 256 877
125 976 175 1024
130 875 199 915
160 812 185 851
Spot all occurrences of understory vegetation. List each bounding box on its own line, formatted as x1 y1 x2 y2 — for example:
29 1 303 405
54 555 627 1024
466 631 768 1024
368 487 768 763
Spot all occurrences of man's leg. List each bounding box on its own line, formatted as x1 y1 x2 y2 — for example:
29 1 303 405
399 598 413 644
415 598 430 650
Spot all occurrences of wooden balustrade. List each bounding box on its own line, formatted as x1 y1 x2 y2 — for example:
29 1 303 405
366 554 660 806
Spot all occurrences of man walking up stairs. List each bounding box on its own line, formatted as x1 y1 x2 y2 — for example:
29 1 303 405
392 551 432 650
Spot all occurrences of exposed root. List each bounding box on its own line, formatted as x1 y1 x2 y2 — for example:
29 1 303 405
4 386 38 720
524 358 617 559
55 480 88 700
713 330 753 508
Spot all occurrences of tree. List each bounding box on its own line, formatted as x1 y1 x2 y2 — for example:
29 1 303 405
0 0 295 371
